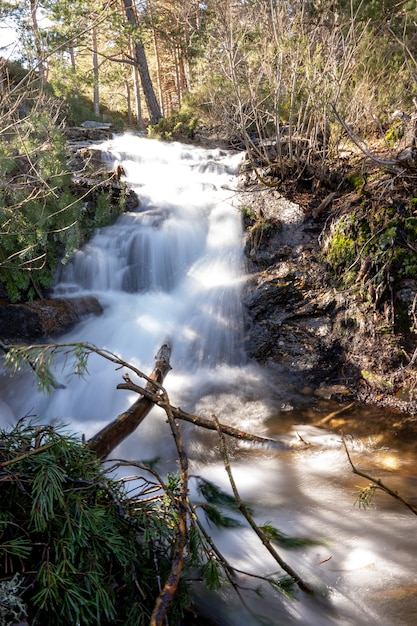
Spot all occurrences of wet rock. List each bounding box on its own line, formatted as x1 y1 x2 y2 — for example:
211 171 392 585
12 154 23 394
240 176 417 414
63 125 113 142
314 384 353 400
0 297 103 342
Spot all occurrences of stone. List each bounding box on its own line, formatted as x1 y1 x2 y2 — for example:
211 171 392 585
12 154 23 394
0 297 103 342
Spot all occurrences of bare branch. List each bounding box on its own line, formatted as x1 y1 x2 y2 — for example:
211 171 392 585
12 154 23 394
342 435 417 516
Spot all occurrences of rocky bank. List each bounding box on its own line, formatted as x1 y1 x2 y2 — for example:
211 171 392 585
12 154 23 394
239 162 417 418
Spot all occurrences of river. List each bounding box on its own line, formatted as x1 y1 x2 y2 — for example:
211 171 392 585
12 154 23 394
1 134 417 625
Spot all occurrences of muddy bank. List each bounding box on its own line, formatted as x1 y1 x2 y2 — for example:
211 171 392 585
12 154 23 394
240 173 417 417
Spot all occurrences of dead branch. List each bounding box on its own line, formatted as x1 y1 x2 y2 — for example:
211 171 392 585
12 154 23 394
318 402 355 426
150 387 188 626
342 435 417 516
213 414 314 595
0 442 55 468
86 344 172 458
332 106 402 172
116 377 297 450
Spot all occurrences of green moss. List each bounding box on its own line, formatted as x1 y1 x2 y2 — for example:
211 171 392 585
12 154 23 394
361 370 394 390
378 224 397 250
325 216 356 272
384 120 404 146
405 216 417 241
392 248 417 279
347 173 366 195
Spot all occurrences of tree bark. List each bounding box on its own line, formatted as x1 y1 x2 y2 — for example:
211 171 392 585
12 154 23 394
122 0 162 125
92 26 100 116
87 343 171 458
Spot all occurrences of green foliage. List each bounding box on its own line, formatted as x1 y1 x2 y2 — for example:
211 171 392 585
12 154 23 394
1 343 323 621
201 557 222 591
259 523 320 550
241 205 257 222
0 108 83 302
196 477 247 528
0 91 128 302
0 420 190 626
149 109 199 142
266 575 297 601
353 485 377 509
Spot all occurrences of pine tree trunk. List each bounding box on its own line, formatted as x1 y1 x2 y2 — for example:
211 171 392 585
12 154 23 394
122 0 162 125
92 26 100 116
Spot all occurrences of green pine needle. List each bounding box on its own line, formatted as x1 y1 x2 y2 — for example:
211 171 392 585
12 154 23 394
260 523 319 549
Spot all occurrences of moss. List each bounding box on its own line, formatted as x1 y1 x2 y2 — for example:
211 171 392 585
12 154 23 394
325 216 356 273
405 216 417 241
384 120 404 146
392 248 417 279
378 224 397 250
361 369 394 391
347 173 366 195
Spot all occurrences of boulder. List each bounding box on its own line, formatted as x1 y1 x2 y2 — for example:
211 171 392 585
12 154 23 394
0 297 103 342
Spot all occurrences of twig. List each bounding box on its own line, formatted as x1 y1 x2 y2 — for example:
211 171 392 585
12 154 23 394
318 402 355 426
116 379 295 450
0 442 55 468
213 414 314 595
342 435 417 516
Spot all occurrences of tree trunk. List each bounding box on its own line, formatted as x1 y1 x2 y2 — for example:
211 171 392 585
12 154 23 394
122 0 162 125
92 26 100 116
29 0 46 86
87 344 171 458
148 0 165 117
131 52 143 129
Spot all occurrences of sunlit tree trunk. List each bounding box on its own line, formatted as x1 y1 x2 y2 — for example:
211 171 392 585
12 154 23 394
29 0 46 86
92 26 100 116
131 53 144 129
122 0 162 124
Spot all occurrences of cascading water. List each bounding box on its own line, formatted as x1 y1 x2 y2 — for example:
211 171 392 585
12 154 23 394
1 135 417 626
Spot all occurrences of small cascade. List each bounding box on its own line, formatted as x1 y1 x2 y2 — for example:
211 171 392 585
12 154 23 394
1 135 416 626
55 135 246 368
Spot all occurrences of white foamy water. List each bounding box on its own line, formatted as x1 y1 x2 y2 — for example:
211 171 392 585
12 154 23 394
1 135 416 625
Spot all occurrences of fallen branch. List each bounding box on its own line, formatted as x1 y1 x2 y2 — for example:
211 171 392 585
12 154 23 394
213 414 315 595
342 435 417 516
318 402 355 426
116 377 298 450
87 344 172 458
332 105 402 172
150 387 188 626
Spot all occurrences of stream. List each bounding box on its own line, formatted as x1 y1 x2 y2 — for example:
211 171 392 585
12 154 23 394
1 134 417 625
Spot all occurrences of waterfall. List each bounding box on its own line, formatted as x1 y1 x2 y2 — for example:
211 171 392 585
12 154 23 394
1 135 416 626
55 136 246 370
